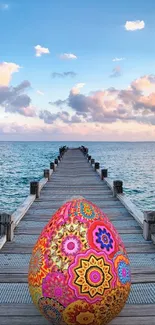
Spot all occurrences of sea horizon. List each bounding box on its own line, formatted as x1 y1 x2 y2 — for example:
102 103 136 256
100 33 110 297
0 141 155 214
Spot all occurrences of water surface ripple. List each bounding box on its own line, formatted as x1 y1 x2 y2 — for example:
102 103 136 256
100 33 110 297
0 141 155 213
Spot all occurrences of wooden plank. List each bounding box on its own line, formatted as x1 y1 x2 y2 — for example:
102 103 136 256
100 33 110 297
0 315 155 325
0 316 49 325
15 228 142 235
12 195 35 227
23 207 131 217
28 201 125 210
117 193 144 228
110 316 155 325
0 304 155 317
0 235 6 250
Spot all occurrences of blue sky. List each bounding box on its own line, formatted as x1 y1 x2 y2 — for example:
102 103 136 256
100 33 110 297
0 1 155 140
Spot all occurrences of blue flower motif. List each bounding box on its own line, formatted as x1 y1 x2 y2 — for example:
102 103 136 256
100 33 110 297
38 297 64 325
80 202 95 219
95 227 113 251
118 261 131 284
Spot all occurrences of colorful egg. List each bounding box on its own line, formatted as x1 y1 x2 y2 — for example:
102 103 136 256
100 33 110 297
28 199 131 325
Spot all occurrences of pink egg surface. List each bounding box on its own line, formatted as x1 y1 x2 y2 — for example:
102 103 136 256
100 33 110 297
28 198 131 325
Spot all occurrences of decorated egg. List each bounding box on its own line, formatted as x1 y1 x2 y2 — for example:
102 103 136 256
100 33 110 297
28 198 131 325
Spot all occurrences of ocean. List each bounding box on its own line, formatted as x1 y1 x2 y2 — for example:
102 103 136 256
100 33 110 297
0 141 155 213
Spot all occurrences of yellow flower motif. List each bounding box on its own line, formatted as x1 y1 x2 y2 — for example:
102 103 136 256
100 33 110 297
68 250 115 303
75 256 112 298
76 311 95 324
63 300 97 325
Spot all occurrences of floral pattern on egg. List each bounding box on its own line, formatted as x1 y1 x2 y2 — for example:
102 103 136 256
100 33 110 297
28 198 131 325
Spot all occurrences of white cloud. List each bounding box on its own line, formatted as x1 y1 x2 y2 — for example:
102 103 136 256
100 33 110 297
0 62 20 86
124 20 145 31
34 45 50 57
112 57 125 62
0 80 36 117
49 74 155 126
0 3 9 10
71 83 85 95
36 90 44 96
60 53 77 60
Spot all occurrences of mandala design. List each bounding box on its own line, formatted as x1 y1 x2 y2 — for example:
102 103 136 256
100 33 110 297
69 199 105 224
42 271 76 307
68 249 116 303
28 285 42 306
38 297 66 324
114 254 131 286
39 202 72 241
88 221 117 256
63 300 97 325
28 198 131 325
28 237 49 286
94 286 130 325
46 221 88 271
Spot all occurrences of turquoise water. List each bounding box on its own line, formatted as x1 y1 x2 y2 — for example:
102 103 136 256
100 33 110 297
0 141 155 213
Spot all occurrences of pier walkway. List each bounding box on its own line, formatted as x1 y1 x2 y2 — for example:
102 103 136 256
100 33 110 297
0 148 155 324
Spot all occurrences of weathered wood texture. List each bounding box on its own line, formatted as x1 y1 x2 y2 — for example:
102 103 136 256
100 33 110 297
0 148 155 325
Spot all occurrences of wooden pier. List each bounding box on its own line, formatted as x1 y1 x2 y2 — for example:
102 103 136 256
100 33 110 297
0 146 155 324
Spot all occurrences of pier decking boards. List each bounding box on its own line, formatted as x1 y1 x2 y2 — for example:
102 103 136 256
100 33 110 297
0 148 155 325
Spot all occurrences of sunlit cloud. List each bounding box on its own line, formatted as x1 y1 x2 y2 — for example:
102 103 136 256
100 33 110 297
124 20 145 31
34 45 50 57
71 83 85 95
60 53 77 60
0 62 20 86
47 74 155 125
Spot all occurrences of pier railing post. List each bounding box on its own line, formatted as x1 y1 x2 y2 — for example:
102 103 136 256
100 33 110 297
54 158 58 165
95 162 100 171
88 155 91 162
143 211 155 241
59 145 67 157
101 169 108 180
91 158 95 165
0 212 14 241
113 180 123 197
81 146 88 155
50 162 56 172
30 181 40 198
44 169 50 180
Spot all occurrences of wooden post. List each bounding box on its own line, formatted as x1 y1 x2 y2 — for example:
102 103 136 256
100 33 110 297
88 155 91 162
44 169 50 180
91 158 95 165
95 162 100 170
113 180 123 197
50 162 56 171
58 155 61 161
55 158 58 165
143 211 155 241
0 213 14 241
101 169 108 180
30 181 40 198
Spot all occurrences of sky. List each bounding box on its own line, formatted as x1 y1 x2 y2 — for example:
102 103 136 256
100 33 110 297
1 0 155 141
